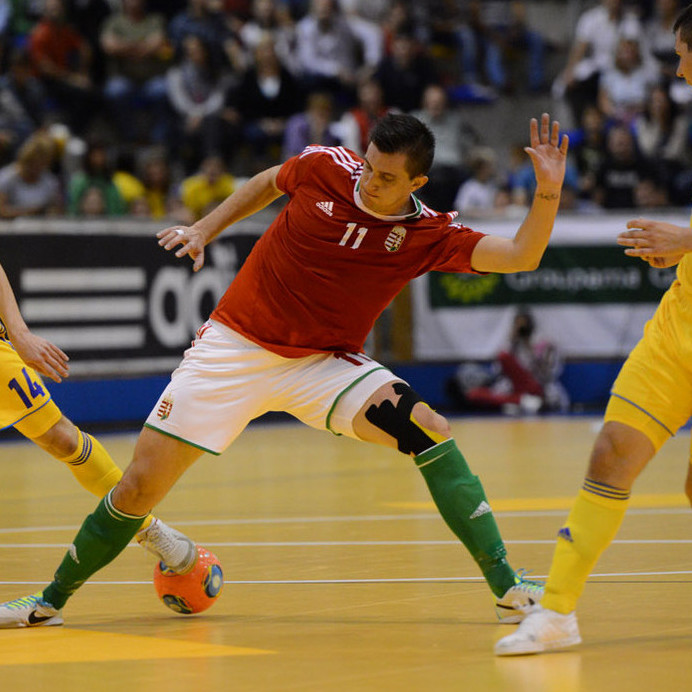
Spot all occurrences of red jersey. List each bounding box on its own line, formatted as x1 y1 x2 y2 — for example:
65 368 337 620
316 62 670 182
211 146 485 357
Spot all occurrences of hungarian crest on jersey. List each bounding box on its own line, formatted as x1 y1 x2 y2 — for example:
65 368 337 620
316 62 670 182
384 225 406 252
157 394 174 421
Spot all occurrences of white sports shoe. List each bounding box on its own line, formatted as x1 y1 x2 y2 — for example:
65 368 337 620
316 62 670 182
495 570 544 623
0 592 63 629
136 518 197 574
494 606 581 656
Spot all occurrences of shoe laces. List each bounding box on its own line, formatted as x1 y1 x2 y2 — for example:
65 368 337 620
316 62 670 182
5 592 46 610
513 568 544 594
144 521 179 554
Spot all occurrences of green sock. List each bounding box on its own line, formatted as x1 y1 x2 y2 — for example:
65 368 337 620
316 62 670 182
415 439 515 598
43 490 146 609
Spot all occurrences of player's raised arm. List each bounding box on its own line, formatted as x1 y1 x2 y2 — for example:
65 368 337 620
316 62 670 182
157 164 285 272
0 262 69 382
470 113 569 274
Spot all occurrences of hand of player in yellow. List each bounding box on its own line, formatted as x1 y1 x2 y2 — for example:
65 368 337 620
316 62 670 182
12 330 69 383
619 218 692 260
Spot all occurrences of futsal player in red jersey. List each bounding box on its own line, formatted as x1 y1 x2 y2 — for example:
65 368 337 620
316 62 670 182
0 113 569 628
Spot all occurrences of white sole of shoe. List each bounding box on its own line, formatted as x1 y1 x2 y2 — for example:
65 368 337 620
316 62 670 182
495 632 582 656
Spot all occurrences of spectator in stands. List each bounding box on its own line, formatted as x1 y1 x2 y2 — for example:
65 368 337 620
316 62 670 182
0 48 48 166
456 0 547 95
338 0 384 77
598 35 661 125
336 78 389 155
137 149 174 219
114 147 191 220
169 0 220 56
294 0 362 102
570 104 609 204
449 309 570 416
453 146 508 220
634 85 690 176
282 90 340 160
643 0 682 81
554 0 643 127
100 0 172 144
179 154 235 220
412 84 475 210
75 185 108 217
0 133 63 219
166 34 230 174
240 0 297 73
594 123 654 208
225 35 304 170
168 0 242 72
113 149 146 210
28 0 98 136
379 0 428 56
68 137 126 217
374 28 439 113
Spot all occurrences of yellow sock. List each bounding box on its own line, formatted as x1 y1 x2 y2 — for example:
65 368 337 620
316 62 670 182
542 480 629 614
56 429 153 530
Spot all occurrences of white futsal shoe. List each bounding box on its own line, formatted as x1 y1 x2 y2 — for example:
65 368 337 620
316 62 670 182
136 518 197 574
495 570 544 623
0 592 63 629
494 606 581 656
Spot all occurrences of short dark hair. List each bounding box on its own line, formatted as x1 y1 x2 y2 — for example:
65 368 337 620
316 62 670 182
369 113 435 178
674 3 692 48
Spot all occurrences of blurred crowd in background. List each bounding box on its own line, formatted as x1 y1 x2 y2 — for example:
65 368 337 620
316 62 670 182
1 0 691 224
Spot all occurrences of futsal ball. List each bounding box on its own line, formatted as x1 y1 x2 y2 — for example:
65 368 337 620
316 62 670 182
153 545 224 614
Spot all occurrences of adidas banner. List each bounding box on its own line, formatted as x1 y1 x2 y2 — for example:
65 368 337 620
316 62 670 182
1 221 261 377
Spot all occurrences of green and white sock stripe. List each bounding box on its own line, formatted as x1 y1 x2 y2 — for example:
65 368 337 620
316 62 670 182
104 489 148 522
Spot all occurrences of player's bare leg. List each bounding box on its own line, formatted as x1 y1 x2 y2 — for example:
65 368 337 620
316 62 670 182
0 429 204 628
111 427 205 516
352 381 543 622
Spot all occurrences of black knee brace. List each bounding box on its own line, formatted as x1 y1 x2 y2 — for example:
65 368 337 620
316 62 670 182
364 382 444 455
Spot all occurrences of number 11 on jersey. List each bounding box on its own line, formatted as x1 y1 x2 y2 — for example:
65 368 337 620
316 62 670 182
339 223 368 249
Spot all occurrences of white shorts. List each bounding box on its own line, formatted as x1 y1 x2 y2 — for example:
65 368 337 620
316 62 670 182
144 320 401 454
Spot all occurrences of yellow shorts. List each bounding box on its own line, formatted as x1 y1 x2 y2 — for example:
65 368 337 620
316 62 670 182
606 291 692 451
0 339 61 438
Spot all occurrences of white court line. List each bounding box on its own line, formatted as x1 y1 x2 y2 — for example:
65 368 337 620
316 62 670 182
1 570 692 587
1 538 692 549
0 507 689 535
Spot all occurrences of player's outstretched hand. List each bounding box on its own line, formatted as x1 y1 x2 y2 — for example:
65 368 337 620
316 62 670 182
618 219 692 266
524 113 569 192
13 330 69 383
157 225 207 272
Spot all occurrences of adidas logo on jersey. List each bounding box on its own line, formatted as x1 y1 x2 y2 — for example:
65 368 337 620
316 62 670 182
469 500 492 519
316 201 334 216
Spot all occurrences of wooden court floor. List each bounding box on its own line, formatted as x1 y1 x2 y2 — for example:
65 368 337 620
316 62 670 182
0 416 690 692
